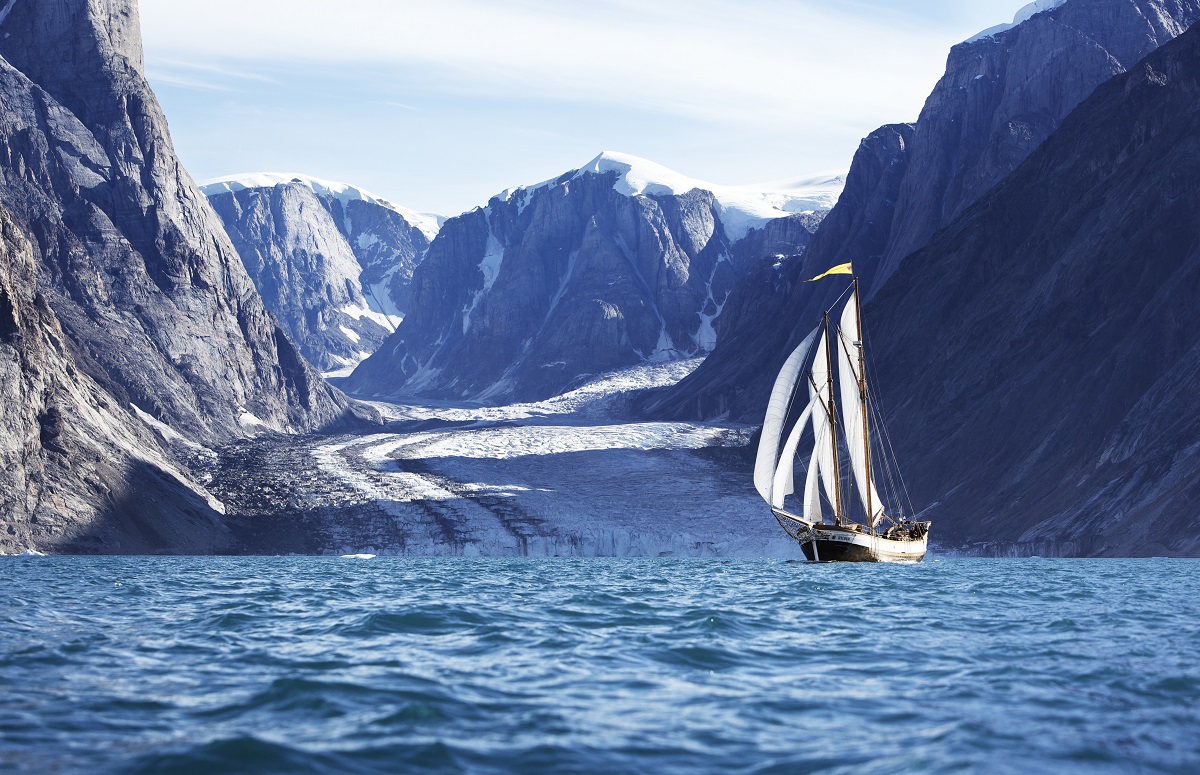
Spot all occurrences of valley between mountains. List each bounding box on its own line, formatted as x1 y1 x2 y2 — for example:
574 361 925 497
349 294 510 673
208 361 804 558
4 0 1200 558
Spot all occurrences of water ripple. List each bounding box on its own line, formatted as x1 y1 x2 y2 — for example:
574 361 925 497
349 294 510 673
1 557 1198 773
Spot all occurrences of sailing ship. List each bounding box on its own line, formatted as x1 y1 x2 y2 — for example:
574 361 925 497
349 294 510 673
754 271 930 563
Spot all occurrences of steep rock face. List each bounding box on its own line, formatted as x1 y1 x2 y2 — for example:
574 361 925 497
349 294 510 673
868 23 1200 555
347 153 831 402
878 0 1200 287
653 0 1200 422
644 126 913 419
0 0 348 443
203 175 437 373
0 203 228 554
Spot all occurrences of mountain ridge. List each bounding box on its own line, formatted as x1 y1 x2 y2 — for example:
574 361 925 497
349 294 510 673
867 20 1200 555
203 175 439 373
648 0 1200 423
344 153 833 402
0 0 360 553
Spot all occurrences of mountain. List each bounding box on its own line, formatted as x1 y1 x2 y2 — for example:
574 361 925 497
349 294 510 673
648 0 1200 422
0 0 355 553
868 21 1200 555
202 174 441 374
345 152 841 402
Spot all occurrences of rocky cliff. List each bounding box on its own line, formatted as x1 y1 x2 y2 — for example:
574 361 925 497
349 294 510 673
0 0 355 552
651 0 1200 422
868 22 1200 555
0 201 230 553
346 152 836 402
203 174 439 373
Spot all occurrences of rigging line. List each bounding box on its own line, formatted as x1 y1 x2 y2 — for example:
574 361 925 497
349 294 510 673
827 280 855 314
865 391 899 506
858 323 916 519
866 385 901 515
872 410 903 523
867 382 916 519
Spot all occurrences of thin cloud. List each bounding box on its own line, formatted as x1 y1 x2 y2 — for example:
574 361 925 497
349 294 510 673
139 0 1003 129
140 0 1024 215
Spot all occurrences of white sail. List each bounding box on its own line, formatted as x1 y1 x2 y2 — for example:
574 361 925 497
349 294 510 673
771 390 823 510
837 296 885 524
753 326 819 504
803 419 829 521
807 329 838 513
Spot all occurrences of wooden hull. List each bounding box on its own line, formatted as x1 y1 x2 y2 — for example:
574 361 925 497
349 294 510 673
799 530 927 563
773 510 928 563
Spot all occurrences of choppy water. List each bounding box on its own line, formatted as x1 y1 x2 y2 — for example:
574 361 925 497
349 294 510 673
2 557 1198 774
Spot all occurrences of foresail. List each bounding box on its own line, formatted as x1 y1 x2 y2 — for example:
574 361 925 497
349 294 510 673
803 419 828 521
807 330 838 514
754 327 819 505
771 390 822 510
837 299 885 523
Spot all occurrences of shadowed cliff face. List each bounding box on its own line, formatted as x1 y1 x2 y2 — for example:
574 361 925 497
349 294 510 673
869 23 1200 555
652 0 1200 423
0 204 230 554
0 0 358 552
206 183 432 373
345 170 823 404
0 0 348 441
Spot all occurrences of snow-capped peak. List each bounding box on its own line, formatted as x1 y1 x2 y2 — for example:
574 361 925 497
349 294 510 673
964 0 1067 44
574 151 712 199
199 172 443 241
501 151 845 242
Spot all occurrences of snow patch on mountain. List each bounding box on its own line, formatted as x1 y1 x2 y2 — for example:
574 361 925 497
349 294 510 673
462 227 505 335
200 172 443 241
130 404 205 452
502 151 845 242
341 303 402 331
965 0 1067 43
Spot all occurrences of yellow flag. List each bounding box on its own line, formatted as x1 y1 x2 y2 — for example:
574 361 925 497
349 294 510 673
805 262 853 282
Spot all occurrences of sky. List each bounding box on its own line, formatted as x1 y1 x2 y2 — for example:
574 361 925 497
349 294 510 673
141 0 1028 218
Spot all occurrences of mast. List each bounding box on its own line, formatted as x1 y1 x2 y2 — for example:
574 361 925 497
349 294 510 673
852 277 876 535
823 311 844 525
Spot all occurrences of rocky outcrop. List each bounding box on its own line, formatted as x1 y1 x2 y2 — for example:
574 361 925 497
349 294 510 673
867 22 1200 555
652 0 1200 422
0 203 229 554
0 0 348 442
0 0 358 552
203 174 438 373
346 152 833 402
642 126 913 419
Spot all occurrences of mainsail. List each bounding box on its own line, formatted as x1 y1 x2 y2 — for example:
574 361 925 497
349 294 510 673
753 327 819 504
837 296 885 524
803 419 831 521
807 329 838 513
756 269 930 562
771 391 823 510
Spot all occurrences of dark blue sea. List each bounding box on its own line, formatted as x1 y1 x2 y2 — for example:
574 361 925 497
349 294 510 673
2 557 1198 774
